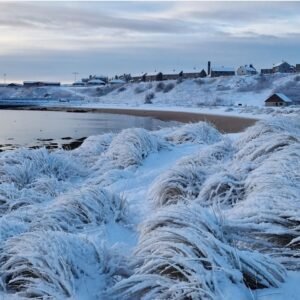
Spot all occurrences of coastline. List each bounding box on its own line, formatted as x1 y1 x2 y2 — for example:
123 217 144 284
3 105 258 133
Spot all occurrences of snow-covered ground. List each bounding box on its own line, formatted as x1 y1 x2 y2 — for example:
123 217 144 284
1 73 300 119
0 117 299 299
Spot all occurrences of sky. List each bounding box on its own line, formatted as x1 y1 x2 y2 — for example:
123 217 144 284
0 1 300 83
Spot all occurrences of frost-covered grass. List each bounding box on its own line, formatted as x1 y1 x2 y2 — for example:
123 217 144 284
0 118 300 299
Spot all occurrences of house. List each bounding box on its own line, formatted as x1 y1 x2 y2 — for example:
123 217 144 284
210 66 235 77
182 68 201 79
87 79 106 86
131 73 147 82
23 81 60 87
145 71 163 82
7 83 22 87
261 68 273 75
296 64 300 73
265 93 293 107
109 79 126 84
199 69 207 78
72 81 85 86
272 61 295 73
236 64 257 76
93 75 108 83
163 70 183 80
82 75 108 84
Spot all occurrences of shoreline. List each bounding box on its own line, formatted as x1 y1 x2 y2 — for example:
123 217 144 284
3 105 258 133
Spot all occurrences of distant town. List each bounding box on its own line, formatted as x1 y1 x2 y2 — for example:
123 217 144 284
1 61 299 88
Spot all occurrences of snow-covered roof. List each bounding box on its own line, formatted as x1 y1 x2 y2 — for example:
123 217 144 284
163 70 183 75
23 81 60 84
109 79 125 84
73 81 85 85
183 69 201 74
87 79 105 84
93 75 107 80
131 73 147 78
146 71 162 76
238 65 256 72
273 61 290 67
275 93 292 102
211 66 235 72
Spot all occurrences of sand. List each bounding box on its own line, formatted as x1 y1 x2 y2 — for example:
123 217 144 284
3 105 257 133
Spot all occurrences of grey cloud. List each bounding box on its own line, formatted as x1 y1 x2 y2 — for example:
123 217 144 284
0 2 195 35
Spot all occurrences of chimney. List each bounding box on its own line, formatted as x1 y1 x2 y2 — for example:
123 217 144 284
208 61 211 75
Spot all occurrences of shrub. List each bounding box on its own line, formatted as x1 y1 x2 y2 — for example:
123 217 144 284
294 75 300 82
163 82 175 93
194 78 205 86
144 92 154 104
134 85 145 94
134 83 152 94
155 82 165 92
118 86 126 92
216 84 231 91
176 77 184 84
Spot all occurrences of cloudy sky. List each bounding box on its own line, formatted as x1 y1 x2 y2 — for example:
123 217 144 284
0 1 300 82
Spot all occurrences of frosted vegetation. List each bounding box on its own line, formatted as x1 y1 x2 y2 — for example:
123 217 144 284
0 117 299 299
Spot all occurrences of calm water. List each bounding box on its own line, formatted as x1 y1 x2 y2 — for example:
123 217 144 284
0 110 178 150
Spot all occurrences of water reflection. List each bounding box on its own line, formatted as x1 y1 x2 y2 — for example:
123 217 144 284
0 110 179 150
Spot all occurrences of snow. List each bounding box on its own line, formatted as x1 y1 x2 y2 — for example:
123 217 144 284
0 117 300 299
1 73 300 119
211 66 235 72
275 93 292 102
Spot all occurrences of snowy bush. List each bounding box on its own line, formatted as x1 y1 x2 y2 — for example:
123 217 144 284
104 128 164 169
165 122 222 145
0 231 123 299
134 83 152 94
118 86 126 92
155 82 165 92
112 204 285 300
294 75 300 82
237 74 271 92
144 92 154 104
216 84 231 91
0 148 84 188
194 78 205 86
30 186 127 232
71 133 114 167
197 172 245 208
149 163 209 207
163 82 175 93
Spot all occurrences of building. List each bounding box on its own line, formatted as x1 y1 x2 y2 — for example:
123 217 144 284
109 79 126 84
296 64 300 73
265 93 293 107
182 68 201 79
72 81 85 86
82 75 108 84
131 73 147 82
23 81 60 87
272 61 295 73
199 69 207 78
145 71 163 82
236 64 257 76
7 83 22 87
210 66 235 77
87 79 106 86
163 70 183 80
261 68 273 75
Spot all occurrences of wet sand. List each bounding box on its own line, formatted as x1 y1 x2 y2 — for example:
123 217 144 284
16 106 257 133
